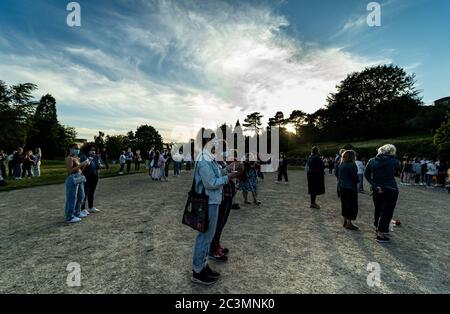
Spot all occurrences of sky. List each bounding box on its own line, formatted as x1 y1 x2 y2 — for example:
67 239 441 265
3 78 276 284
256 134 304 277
0 0 449 142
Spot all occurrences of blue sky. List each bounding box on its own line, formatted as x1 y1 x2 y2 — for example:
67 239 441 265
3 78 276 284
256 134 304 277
0 0 449 141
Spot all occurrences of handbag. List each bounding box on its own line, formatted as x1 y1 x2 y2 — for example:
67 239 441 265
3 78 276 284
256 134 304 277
182 164 209 233
72 173 87 185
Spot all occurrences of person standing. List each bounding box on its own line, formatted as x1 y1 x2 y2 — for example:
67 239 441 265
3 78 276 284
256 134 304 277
190 131 241 285
151 150 161 180
172 149 182 176
355 155 365 193
276 152 288 184
148 146 155 176
64 144 89 223
307 147 325 209
437 160 448 188
22 150 34 178
164 149 171 178
100 148 109 170
159 151 168 182
13 148 24 180
0 150 6 179
364 144 401 243
412 157 421 185
118 151 126 175
209 155 238 262
338 150 360 230
134 150 142 171
125 148 134 173
240 161 261 205
33 148 42 177
7 151 15 178
403 158 413 186
80 144 102 216
328 157 335 175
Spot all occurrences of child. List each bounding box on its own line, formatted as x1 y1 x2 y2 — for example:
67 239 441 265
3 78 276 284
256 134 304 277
118 151 126 174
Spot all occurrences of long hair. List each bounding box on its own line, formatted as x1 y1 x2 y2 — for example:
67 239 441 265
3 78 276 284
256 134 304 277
82 143 99 155
342 150 356 163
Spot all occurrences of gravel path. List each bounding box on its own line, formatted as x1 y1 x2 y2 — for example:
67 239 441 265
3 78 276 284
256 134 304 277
0 170 448 293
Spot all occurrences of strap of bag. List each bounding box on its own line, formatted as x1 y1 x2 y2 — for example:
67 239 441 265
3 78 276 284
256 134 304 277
191 151 206 196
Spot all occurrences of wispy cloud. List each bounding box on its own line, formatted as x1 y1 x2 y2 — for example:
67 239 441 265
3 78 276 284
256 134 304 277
0 0 387 142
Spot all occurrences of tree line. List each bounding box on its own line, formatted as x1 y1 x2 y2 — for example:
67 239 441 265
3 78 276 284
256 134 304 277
237 65 450 159
1 64 449 160
0 81 76 158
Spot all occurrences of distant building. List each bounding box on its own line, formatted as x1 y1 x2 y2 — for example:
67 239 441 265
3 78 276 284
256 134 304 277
434 97 450 107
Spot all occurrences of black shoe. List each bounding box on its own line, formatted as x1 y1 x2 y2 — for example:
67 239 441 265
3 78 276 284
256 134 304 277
209 253 228 263
232 204 240 210
221 247 229 255
191 268 218 285
344 223 359 231
376 236 391 243
205 264 220 279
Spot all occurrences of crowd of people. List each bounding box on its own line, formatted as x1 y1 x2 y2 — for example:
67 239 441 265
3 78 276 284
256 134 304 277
306 144 450 246
0 148 42 185
399 157 448 188
3 137 449 286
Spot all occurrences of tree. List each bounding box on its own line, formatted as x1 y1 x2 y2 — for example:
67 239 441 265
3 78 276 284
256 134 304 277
134 125 163 152
0 80 37 152
288 110 306 135
105 135 127 160
26 94 60 158
434 114 450 159
268 111 287 128
243 112 263 133
56 125 77 157
321 65 422 140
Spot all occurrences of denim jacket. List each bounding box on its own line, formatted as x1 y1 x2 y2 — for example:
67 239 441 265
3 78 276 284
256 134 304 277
194 149 229 205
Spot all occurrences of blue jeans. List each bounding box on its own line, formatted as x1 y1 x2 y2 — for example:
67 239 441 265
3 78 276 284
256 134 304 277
358 174 364 191
192 204 219 273
64 175 85 221
14 163 22 178
174 162 180 176
426 174 433 186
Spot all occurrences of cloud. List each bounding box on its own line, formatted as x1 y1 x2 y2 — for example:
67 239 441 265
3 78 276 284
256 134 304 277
0 0 386 142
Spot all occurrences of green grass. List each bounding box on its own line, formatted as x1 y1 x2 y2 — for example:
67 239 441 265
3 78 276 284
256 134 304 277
0 160 150 192
288 134 434 157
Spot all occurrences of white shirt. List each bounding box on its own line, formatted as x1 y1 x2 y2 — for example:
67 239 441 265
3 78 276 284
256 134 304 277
356 160 365 174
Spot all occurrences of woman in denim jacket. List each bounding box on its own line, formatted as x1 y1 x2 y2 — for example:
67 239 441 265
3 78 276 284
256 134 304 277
191 130 241 285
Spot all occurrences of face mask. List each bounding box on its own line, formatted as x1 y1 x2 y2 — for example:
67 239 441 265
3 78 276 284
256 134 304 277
71 149 80 156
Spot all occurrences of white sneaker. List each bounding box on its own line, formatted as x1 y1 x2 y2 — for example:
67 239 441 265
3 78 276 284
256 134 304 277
89 207 100 213
285 182 289 185
68 217 82 223
81 209 90 216
79 211 88 218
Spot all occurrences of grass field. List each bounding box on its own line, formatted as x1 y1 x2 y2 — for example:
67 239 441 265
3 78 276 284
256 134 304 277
288 135 434 157
0 160 149 192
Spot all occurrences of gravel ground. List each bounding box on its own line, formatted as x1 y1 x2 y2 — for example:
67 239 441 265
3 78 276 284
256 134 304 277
0 170 449 294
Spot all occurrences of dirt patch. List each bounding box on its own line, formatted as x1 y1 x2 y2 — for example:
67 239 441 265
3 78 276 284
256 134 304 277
0 171 448 293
